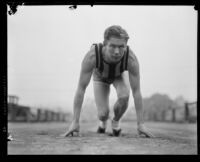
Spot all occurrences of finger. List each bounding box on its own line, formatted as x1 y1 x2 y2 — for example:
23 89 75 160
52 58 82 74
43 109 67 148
65 131 75 137
60 131 73 137
142 131 155 138
138 130 155 138
64 130 80 137
144 132 154 138
138 130 147 137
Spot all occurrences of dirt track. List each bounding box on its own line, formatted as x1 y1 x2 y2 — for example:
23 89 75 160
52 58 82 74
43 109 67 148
8 121 197 154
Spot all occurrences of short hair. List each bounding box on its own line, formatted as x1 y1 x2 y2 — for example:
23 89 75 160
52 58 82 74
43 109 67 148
103 25 129 45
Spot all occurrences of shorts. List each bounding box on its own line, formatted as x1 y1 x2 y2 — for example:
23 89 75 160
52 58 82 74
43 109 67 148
93 69 122 85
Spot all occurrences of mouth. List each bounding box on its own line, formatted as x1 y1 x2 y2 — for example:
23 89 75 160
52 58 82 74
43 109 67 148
112 55 121 60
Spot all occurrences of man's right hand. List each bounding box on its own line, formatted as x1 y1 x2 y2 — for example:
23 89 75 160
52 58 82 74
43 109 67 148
61 121 80 137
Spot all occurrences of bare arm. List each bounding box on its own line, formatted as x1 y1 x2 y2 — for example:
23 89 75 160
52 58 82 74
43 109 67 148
128 49 155 138
73 47 96 122
63 46 96 137
127 49 144 125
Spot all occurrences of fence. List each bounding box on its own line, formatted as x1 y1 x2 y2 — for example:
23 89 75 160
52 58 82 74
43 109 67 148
7 103 71 122
145 101 197 123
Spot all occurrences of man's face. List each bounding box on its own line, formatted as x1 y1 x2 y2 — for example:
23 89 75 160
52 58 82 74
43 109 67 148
104 37 127 63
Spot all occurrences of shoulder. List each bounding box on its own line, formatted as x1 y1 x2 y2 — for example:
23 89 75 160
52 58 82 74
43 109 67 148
81 44 96 70
127 47 140 75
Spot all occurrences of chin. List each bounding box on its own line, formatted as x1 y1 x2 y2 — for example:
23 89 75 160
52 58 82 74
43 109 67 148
111 58 120 63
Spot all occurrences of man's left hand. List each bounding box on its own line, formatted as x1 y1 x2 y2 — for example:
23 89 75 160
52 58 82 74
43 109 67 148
137 124 155 138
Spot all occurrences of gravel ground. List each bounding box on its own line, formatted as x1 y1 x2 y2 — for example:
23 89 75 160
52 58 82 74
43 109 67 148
7 121 197 154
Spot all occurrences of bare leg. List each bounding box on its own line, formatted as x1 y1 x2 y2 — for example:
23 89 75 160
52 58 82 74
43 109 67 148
113 97 129 121
93 81 110 132
112 72 130 132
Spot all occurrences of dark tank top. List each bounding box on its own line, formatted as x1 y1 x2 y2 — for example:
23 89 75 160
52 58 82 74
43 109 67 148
93 43 129 80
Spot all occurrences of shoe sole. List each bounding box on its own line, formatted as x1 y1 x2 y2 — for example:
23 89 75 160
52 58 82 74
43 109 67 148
97 127 106 133
112 129 121 137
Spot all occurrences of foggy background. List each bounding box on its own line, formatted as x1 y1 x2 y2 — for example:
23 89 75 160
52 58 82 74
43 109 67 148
8 5 197 115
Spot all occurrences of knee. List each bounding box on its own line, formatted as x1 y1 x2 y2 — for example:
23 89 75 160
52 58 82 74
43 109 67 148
118 96 129 107
98 109 109 121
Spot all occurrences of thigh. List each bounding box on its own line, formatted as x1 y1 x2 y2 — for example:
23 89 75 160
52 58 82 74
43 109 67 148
93 81 110 111
113 71 130 98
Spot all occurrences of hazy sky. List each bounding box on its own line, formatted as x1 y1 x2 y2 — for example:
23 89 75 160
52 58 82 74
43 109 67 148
8 5 197 112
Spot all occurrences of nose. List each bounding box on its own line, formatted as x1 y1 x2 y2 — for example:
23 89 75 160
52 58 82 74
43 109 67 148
114 48 120 55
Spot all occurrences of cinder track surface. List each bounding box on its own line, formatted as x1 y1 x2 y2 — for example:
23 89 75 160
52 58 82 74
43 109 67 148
8 121 197 154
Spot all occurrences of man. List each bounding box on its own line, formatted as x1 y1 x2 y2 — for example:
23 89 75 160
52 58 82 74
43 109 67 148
63 25 154 137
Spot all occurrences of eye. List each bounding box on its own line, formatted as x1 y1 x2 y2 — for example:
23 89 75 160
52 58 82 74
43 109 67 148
119 45 125 49
110 44 115 48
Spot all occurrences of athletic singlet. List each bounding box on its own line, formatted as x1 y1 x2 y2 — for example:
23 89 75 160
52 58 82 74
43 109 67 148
93 43 129 80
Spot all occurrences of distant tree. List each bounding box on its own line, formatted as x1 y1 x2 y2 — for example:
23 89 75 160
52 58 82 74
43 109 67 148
173 96 186 108
143 93 175 121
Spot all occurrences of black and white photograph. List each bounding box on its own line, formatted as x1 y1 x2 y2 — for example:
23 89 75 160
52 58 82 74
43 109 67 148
6 4 197 154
